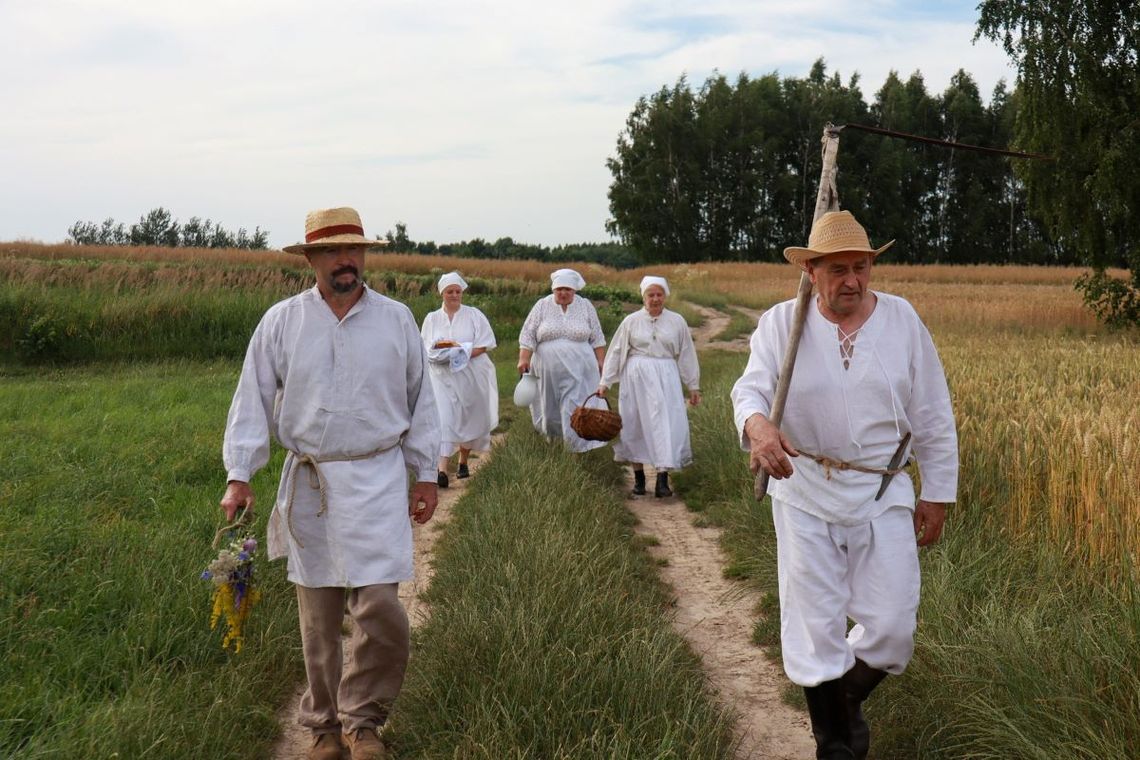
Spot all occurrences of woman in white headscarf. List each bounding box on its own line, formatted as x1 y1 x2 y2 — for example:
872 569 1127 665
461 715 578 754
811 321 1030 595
517 268 607 453
599 276 700 497
421 272 499 487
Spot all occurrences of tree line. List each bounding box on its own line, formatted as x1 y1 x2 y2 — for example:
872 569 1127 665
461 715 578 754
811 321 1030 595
607 0 1137 326
606 61 1062 267
68 207 269 250
382 222 641 269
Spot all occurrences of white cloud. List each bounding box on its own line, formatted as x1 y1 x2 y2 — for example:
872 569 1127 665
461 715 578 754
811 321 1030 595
0 1 1015 246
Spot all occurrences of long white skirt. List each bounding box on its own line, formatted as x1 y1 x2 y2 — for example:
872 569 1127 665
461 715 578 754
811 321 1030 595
427 353 498 456
613 355 692 469
530 338 605 453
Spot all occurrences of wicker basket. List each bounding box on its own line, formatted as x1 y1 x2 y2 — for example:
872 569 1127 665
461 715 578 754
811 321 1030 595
570 393 623 442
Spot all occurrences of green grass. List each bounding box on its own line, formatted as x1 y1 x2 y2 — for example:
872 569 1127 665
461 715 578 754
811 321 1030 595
385 417 736 758
0 259 634 365
1 344 730 758
0 361 300 759
675 350 1140 758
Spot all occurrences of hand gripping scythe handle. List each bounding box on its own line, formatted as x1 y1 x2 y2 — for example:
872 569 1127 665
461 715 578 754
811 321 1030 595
754 124 843 501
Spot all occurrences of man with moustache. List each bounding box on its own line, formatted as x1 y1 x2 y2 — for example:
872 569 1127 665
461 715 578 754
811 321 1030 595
731 211 957 760
220 207 440 760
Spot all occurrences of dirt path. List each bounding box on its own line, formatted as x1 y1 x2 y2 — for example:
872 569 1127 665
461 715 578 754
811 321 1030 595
619 302 813 758
627 485 814 759
689 303 763 352
271 451 490 760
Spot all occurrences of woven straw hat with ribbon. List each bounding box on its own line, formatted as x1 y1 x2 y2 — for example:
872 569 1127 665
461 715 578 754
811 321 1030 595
783 210 894 266
282 207 387 254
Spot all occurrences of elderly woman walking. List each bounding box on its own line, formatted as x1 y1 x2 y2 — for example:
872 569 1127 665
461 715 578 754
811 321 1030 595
517 268 607 453
599 276 700 497
421 272 499 488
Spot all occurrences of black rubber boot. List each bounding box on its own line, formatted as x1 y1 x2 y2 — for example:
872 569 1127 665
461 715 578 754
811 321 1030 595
804 679 855 759
842 659 888 760
457 462 470 479
631 469 646 496
437 470 449 488
654 471 672 498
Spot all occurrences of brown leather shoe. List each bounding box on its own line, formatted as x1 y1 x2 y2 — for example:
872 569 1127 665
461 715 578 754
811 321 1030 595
308 732 343 760
343 727 386 760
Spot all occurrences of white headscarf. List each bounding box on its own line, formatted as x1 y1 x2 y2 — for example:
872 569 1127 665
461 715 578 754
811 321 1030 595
550 268 586 291
639 275 670 297
437 271 469 293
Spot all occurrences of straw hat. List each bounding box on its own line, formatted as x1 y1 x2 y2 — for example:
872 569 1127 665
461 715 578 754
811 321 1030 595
783 210 894 266
282 207 387 254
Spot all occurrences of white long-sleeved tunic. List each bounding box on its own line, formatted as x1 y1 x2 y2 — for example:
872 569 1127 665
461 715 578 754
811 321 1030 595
519 294 607 452
420 304 499 455
223 286 440 587
731 292 958 525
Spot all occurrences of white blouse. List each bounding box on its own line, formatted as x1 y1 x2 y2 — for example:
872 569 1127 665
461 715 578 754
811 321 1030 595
519 294 606 351
420 304 497 351
600 308 699 390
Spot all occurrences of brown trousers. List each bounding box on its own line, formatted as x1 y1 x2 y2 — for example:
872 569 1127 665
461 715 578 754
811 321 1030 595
295 583 410 735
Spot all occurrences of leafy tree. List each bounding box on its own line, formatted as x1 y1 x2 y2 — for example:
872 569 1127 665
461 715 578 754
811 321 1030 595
130 207 179 247
977 0 1140 325
606 77 703 262
863 71 942 262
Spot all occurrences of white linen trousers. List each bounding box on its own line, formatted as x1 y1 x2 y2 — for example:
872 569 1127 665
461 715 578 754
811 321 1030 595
772 498 920 687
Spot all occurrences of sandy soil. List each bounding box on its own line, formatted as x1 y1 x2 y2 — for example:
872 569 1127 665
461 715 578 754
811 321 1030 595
271 452 487 760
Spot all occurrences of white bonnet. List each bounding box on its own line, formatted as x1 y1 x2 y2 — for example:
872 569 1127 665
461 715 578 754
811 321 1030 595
639 275 670 297
550 268 586 291
437 271 468 293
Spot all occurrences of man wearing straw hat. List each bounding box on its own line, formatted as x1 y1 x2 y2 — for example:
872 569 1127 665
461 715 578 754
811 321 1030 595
731 210 957 760
220 207 440 760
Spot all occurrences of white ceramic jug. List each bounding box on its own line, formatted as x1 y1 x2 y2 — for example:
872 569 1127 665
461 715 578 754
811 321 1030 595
513 372 538 407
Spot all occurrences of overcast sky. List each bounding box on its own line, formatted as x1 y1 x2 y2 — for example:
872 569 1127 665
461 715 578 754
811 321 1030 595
0 1 1016 248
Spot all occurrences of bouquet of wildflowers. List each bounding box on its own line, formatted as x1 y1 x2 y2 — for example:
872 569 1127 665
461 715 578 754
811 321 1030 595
202 528 261 653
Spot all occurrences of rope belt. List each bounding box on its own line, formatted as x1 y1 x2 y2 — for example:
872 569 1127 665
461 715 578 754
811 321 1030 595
797 450 908 480
284 443 400 548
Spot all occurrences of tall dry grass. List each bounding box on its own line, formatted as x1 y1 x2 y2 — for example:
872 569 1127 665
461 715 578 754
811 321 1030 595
6 242 1116 336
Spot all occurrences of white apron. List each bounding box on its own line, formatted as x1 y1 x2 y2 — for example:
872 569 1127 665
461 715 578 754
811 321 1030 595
427 352 498 455
530 338 605 453
613 355 692 469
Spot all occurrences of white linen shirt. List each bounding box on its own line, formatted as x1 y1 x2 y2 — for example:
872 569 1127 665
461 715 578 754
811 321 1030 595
600 308 699 390
731 292 958 525
223 286 440 584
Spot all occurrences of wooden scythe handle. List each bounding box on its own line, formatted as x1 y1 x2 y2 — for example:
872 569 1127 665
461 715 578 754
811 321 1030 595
754 124 843 501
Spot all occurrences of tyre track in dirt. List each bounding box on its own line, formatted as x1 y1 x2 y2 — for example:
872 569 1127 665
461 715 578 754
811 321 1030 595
272 451 491 760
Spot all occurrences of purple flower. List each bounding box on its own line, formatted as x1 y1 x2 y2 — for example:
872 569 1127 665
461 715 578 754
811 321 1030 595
201 570 212 580
242 538 258 553
238 551 250 562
